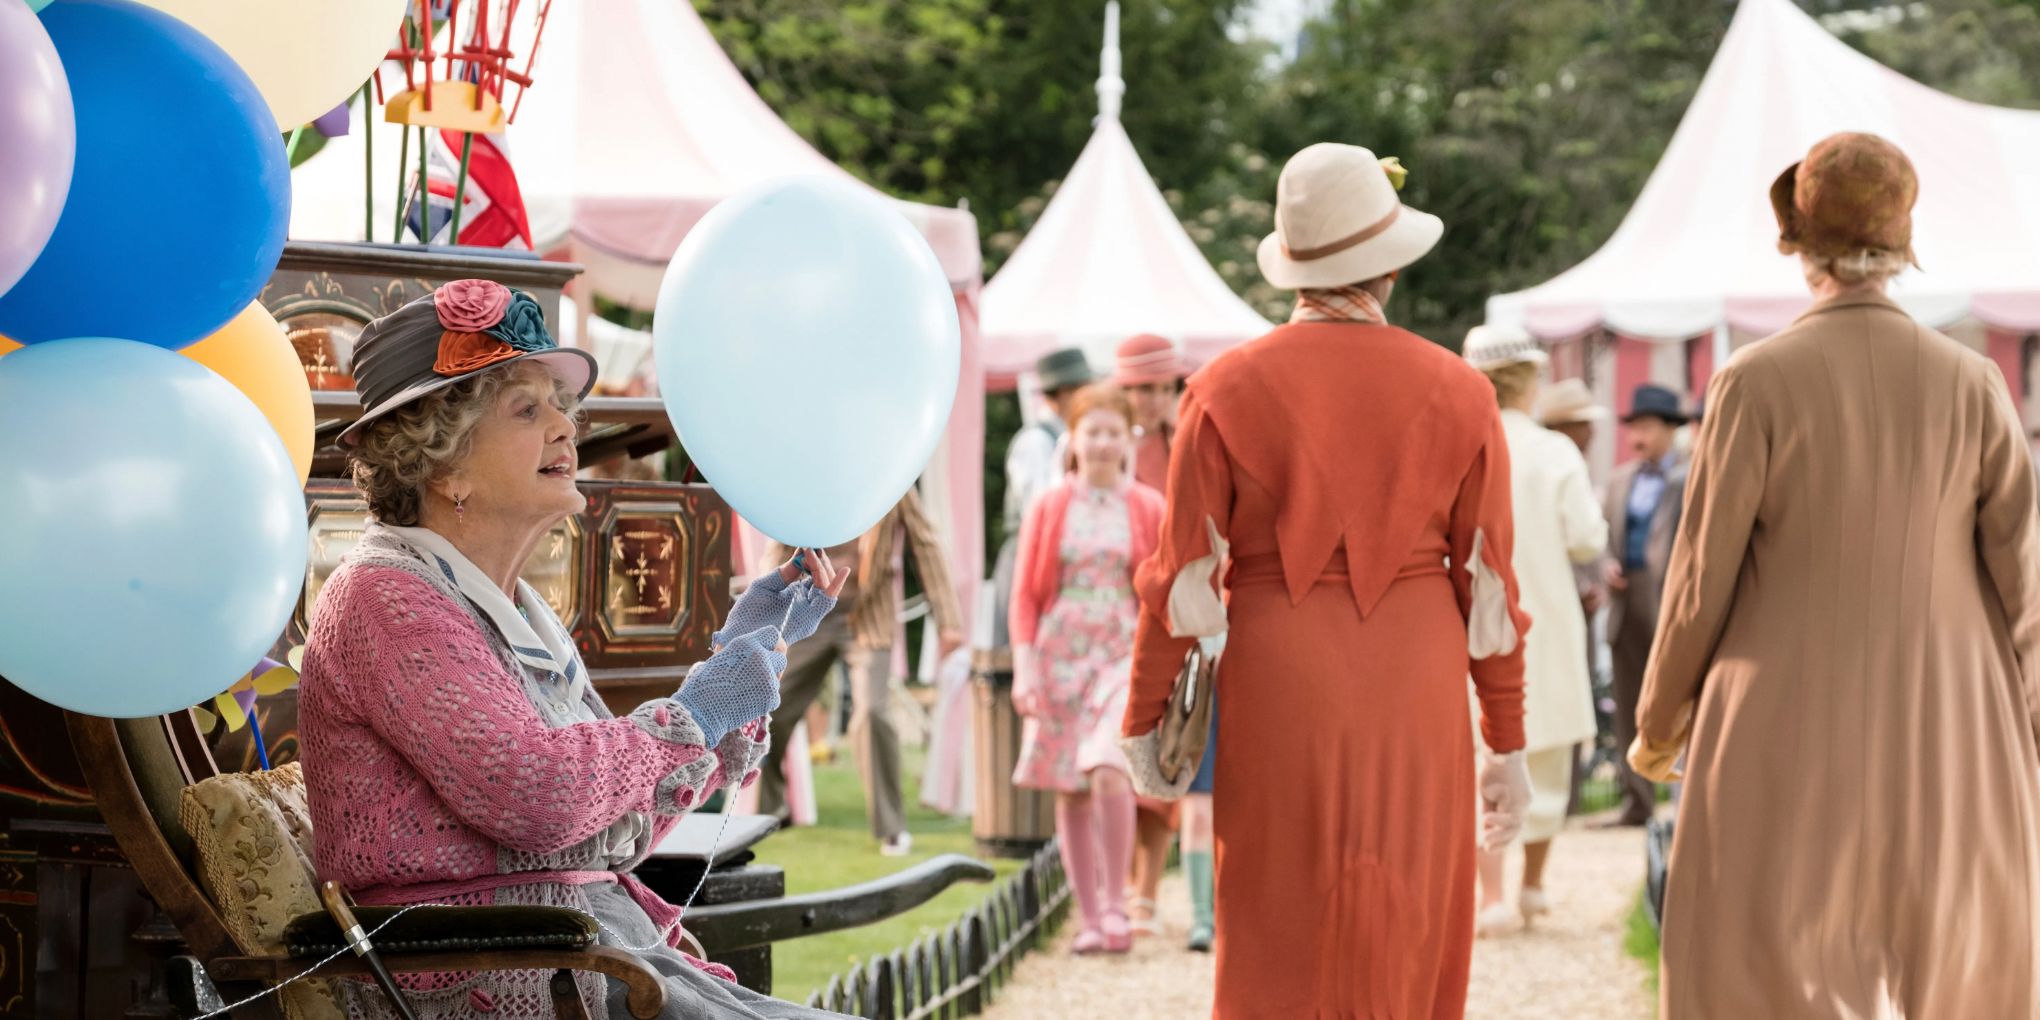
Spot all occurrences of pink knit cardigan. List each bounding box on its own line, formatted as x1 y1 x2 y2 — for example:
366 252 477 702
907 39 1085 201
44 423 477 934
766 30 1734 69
299 529 767 1009
1008 478 1166 647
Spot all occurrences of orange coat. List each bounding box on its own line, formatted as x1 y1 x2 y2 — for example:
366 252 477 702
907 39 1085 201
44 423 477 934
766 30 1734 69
1125 321 1530 1019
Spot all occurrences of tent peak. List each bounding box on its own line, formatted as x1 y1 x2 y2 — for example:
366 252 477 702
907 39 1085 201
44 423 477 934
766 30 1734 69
1096 1 1124 123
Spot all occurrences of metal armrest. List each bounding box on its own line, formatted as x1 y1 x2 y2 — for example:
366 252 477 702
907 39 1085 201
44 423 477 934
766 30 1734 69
207 945 668 1020
684 852 995 954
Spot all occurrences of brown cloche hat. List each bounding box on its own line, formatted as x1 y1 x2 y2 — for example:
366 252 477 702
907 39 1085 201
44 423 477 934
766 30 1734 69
1770 132 1920 267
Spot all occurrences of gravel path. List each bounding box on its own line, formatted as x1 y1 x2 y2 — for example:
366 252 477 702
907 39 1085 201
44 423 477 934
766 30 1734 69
979 823 1654 1019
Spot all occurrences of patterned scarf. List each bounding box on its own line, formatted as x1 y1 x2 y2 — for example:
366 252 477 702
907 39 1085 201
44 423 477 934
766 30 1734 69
1291 285 1388 325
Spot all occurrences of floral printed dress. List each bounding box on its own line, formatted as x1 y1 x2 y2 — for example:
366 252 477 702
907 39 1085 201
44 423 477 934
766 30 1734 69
1012 486 1138 792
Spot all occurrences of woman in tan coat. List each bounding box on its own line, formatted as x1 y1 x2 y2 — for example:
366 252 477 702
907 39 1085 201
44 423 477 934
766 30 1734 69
1632 132 2040 1017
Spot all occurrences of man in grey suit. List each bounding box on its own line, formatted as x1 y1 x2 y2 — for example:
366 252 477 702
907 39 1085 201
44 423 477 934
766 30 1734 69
1601 383 1690 826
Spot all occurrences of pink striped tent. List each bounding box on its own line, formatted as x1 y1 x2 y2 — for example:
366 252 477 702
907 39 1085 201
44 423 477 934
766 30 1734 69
978 2 1270 390
290 0 988 625
1487 0 2040 477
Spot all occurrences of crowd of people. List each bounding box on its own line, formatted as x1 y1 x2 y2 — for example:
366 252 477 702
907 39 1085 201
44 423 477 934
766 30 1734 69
291 127 2040 1019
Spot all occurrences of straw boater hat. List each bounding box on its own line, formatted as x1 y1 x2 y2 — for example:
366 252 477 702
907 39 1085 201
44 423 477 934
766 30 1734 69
339 279 596 447
1770 131 1921 266
1258 143 1445 290
1537 378 1607 427
1112 334 1185 387
1460 324 1547 372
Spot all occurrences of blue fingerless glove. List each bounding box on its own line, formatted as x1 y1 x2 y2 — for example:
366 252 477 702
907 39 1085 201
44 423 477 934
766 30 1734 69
716 570 838 649
715 570 792 647
675 626 788 746
778 582 837 646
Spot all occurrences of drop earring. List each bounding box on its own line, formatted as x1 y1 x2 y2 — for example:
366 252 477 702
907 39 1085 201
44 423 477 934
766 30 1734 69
454 494 466 524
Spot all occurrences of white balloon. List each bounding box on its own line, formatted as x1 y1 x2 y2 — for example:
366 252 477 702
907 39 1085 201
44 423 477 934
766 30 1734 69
653 177 961 550
137 0 411 130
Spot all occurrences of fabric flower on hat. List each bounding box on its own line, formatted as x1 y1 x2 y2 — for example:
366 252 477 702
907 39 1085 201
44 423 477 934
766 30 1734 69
485 290 554 352
433 330 522 377
434 278 513 331
1379 156 1408 192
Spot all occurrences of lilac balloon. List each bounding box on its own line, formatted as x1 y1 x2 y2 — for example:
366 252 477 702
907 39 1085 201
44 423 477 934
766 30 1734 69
0 0 75 298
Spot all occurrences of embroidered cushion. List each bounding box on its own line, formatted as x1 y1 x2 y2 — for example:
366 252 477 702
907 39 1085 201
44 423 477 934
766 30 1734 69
179 762 342 1020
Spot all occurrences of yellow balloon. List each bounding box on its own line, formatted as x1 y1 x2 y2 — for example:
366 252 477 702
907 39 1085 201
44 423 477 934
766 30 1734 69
0 308 312 484
134 0 411 129
181 304 315 485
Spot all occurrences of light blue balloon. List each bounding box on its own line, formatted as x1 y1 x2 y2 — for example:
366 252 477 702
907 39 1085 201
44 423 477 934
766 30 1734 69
0 338 309 718
653 177 961 549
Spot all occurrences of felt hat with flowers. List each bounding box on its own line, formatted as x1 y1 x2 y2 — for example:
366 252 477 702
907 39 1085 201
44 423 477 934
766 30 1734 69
338 279 596 447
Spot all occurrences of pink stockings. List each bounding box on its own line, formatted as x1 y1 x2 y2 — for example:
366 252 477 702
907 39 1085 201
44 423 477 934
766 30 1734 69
1057 767 1136 951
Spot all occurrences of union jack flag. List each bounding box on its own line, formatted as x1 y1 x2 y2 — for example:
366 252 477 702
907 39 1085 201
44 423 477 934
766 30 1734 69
405 127 534 250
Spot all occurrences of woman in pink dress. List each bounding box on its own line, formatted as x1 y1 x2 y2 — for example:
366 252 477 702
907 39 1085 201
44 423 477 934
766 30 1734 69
1009 384 1166 954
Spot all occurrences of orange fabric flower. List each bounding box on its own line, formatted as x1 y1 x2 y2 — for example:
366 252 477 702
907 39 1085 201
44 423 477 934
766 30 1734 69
432 330 521 377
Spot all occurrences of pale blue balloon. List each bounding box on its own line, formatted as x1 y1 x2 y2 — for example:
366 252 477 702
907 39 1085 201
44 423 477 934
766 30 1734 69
653 177 961 549
0 338 309 718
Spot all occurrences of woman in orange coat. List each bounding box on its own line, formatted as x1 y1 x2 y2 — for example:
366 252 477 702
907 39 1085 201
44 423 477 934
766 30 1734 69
1121 144 1535 1019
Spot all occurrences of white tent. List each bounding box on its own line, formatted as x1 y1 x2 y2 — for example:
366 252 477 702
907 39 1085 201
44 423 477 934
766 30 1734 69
289 0 981 299
978 2 1270 386
1487 0 2040 343
1485 0 2040 475
287 0 988 623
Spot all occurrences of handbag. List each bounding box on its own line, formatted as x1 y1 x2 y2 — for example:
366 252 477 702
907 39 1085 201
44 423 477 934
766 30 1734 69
1154 517 1229 785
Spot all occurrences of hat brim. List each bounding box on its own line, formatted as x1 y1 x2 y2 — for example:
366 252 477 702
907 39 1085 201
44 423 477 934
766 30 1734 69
1620 409 1690 426
1467 349 1549 373
338 347 599 448
1541 405 1609 426
1114 367 1185 387
1257 205 1445 291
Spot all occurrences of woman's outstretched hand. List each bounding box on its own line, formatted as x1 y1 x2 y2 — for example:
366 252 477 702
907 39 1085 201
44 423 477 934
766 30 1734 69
782 547 853 598
721 549 853 650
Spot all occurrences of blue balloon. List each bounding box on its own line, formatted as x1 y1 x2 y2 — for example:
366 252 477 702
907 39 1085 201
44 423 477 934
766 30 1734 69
653 177 960 549
0 338 309 718
0 0 288 349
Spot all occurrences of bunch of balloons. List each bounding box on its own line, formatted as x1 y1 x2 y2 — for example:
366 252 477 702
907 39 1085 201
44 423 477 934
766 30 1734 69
0 0 404 718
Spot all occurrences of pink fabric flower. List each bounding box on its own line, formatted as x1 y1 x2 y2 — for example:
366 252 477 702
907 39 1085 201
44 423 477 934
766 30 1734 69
434 279 512 331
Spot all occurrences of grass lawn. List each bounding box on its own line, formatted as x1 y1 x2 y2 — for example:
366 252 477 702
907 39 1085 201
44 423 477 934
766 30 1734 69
749 745 1025 1003
1624 887 1661 1011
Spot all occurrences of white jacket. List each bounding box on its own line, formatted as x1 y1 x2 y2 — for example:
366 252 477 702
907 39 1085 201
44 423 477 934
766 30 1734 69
1499 409 1607 752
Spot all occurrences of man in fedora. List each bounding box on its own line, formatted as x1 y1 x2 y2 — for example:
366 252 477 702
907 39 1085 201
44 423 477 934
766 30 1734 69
1005 347 1096 534
1600 382 1689 825
984 348 1097 654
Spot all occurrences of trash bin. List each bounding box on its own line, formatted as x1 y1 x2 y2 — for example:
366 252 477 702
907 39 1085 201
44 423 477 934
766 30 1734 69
970 649 1055 858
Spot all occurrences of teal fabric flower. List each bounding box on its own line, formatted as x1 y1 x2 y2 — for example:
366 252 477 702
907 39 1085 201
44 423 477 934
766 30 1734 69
485 290 554 352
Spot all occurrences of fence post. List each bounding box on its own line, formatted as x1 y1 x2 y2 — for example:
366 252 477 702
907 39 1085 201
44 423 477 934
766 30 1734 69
964 906 989 1013
869 955 896 1020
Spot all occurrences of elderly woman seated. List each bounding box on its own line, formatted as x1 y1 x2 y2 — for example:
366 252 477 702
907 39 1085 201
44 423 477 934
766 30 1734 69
299 281 853 1019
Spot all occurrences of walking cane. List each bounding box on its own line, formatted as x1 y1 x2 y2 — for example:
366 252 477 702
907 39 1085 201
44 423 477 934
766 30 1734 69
320 881 423 1020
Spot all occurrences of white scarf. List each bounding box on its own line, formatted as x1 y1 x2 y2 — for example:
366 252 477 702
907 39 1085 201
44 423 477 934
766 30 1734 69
386 525 592 706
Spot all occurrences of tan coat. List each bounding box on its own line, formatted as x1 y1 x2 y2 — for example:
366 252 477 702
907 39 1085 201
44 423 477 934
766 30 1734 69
1638 292 2040 1018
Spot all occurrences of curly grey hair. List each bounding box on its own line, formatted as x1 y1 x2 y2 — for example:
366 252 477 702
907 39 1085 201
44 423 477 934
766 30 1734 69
348 361 583 525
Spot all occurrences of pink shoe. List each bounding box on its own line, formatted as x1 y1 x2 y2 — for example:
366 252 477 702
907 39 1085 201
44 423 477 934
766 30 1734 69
1072 927 1107 955
1100 911 1132 953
